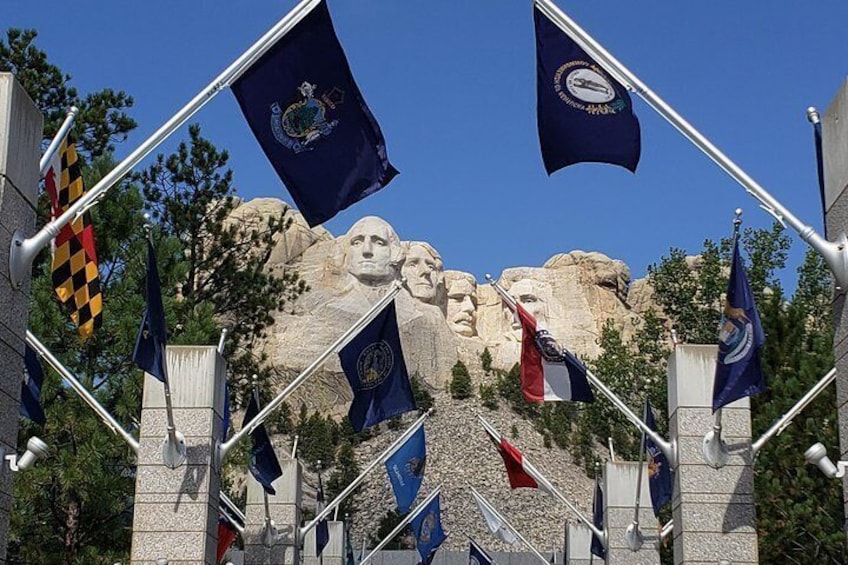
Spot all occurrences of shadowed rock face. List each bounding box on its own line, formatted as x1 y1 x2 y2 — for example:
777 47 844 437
232 199 651 407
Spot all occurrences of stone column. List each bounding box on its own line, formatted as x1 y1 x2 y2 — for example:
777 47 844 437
130 346 227 564
822 79 848 532
302 520 344 565
244 458 302 565
604 461 659 564
667 344 758 564
0 73 42 563
565 522 592 565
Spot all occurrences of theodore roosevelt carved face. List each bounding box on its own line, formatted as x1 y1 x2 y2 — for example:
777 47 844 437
446 274 477 337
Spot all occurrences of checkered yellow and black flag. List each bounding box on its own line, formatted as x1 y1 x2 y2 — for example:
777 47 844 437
44 138 102 339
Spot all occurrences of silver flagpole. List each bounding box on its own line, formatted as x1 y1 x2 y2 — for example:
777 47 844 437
625 404 648 551
218 281 403 465
478 415 603 542
360 486 442 565
39 107 79 176
533 0 848 293
470 486 549 565
752 367 837 456
300 408 434 537
8 0 322 288
485 275 676 466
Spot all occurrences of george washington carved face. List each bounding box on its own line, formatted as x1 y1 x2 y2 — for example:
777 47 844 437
345 217 402 287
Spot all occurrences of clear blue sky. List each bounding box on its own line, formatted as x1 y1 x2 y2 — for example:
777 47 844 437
9 0 848 289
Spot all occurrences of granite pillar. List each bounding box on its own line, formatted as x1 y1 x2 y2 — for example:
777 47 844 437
565 522 592 565
822 79 848 535
302 520 344 565
604 461 659 564
244 458 302 565
130 346 227 564
667 345 758 564
0 73 42 563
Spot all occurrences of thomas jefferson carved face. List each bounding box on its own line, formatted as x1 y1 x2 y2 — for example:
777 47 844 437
402 243 444 304
446 277 477 337
345 217 402 286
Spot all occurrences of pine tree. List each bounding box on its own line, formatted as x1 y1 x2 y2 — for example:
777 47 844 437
449 360 473 400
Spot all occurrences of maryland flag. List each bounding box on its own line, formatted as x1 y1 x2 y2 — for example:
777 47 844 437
44 138 102 338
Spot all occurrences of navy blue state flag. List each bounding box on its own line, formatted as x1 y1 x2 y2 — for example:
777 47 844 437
590 478 605 559
243 390 283 495
411 494 446 564
20 345 46 425
712 241 765 411
468 539 493 565
534 6 641 175
339 301 416 432
133 239 168 383
644 399 672 517
385 424 426 513
231 0 398 227
316 472 330 556
813 118 826 222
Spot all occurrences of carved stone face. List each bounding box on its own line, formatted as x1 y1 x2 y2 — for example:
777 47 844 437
447 278 477 337
345 217 400 286
402 243 443 303
506 279 548 329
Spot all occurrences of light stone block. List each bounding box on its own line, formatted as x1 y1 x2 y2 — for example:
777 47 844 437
303 521 344 565
565 521 593 563
244 459 302 565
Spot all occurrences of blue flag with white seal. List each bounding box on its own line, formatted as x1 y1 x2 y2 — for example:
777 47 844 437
20 345 46 425
644 399 672 517
534 6 641 175
385 424 426 513
133 239 168 383
243 390 283 495
712 240 765 411
410 493 446 564
231 0 398 227
339 301 416 432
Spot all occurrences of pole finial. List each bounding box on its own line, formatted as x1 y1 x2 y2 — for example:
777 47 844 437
732 208 743 236
484 273 494 283
807 106 821 124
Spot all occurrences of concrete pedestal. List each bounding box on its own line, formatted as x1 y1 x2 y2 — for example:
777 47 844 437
0 73 42 564
130 346 227 564
604 461 659 564
667 345 758 564
244 459 302 565
302 520 344 565
565 522 592 565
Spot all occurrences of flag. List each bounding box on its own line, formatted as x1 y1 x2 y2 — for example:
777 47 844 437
410 493 446 563
133 239 168 383
644 399 672 516
217 515 239 564
221 380 231 441
316 472 330 556
243 390 283 495
513 303 593 403
385 424 426 513
712 240 766 411
231 0 398 227
44 137 103 338
469 539 494 565
345 519 356 565
471 489 518 546
339 301 416 432
534 6 641 175
813 117 826 221
482 421 547 492
20 345 46 425
590 479 605 559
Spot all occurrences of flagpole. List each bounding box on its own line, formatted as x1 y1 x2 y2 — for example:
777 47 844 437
218 281 403 466
625 403 648 552
359 486 442 565
485 276 676 467
8 0 323 289
39 107 79 176
470 486 549 565
300 408 433 538
247 377 280 548
477 415 604 542
533 0 848 293
751 367 837 457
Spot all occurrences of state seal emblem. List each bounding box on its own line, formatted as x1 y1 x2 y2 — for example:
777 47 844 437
406 456 426 479
419 511 437 544
270 81 343 154
718 302 754 365
553 60 629 116
356 340 394 390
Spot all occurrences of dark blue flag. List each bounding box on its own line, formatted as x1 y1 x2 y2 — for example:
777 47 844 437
712 241 765 411
339 301 416 432
133 239 168 383
410 494 446 564
222 380 230 441
590 478 605 559
385 424 426 513
813 118 826 225
243 390 283 495
316 471 330 556
468 540 493 565
644 399 672 517
231 0 398 227
20 345 46 425
534 7 641 175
